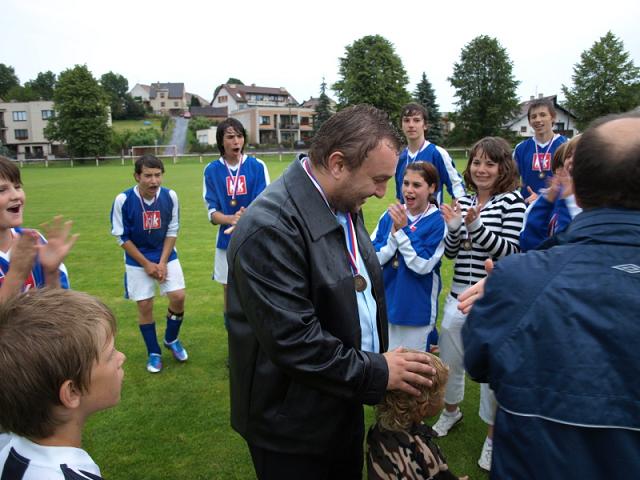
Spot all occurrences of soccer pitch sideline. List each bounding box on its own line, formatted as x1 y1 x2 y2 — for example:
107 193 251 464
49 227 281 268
20 154 487 479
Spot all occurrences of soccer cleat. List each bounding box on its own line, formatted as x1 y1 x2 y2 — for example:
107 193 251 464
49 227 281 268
146 353 163 373
164 339 188 362
432 409 463 437
478 436 493 471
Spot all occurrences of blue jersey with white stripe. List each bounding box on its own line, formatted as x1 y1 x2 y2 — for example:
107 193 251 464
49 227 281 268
202 155 269 250
371 205 446 327
0 228 70 291
110 186 179 267
395 142 465 204
514 135 567 198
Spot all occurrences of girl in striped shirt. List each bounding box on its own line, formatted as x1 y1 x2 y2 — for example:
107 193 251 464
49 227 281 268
432 137 525 472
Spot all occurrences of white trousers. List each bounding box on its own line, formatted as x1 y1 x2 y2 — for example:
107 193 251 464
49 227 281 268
439 293 496 425
388 323 434 352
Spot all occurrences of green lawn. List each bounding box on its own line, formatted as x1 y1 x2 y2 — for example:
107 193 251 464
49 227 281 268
21 151 487 479
111 118 162 132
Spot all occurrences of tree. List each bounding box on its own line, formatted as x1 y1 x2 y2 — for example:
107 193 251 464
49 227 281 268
413 72 443 144
448 35 520 145
562 31 640 130
101 71 129 120
5 85 38 102
313 77 333 133
24 71 56 100
225 78 244 85
0 64 20 98
45 65 111 158
190 95 201 107
333 35 411 123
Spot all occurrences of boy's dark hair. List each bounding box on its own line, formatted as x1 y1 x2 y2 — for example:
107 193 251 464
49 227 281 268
572 111 640 210
463 137 520 195
0 289 117 439
401 103 429 124
309 104 401 170
216 118 246 156
527 99 556 120
0 155 23 185
135 154 164 174
405 161 440 206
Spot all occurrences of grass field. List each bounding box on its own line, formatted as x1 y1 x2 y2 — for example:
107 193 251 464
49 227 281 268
111 119 162 132
21 152 488 479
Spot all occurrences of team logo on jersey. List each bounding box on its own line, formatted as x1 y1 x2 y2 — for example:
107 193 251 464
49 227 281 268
612 264 640 274
0 269 36 291
531 153 551 172
226 175 247 196
143 211 161 230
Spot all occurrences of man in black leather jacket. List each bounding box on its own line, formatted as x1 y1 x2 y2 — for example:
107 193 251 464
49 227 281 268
227 105 436 479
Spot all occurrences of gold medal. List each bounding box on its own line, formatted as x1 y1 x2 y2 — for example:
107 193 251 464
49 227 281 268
391 258 399 269
230 199 238 207
462 238 473 251
354 274 367 292
538 172 546 180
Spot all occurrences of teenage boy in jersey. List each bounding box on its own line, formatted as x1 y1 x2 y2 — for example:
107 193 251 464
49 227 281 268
111 155 187 374
395 103 465 205
514 99 567 203
0 289 126 479
202 118 269 328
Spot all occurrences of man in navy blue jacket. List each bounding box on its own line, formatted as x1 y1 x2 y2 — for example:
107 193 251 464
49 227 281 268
462 111 640 478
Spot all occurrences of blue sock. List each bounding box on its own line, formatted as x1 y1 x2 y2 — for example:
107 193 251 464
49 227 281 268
164 309 184 344
139 323 161 355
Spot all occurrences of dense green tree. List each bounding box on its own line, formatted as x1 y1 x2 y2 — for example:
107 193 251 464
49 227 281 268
5 85 38 102
225 78 244 85
0 64 19 98
124 94 146 119
101 71 129 120
24 71 56 100
413 72 443 144
190 95 201 107
45 65 111 158
333 35 411 123
313 77 333 133
562 31 640 130
448 35 520 145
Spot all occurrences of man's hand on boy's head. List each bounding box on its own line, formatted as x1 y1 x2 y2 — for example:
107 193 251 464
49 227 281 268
384 347 436 397
37 216 78 274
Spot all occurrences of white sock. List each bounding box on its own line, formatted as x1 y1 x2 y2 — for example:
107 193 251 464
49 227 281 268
443 408 460 417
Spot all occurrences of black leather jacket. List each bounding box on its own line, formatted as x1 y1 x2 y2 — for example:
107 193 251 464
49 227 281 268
227 159 389 455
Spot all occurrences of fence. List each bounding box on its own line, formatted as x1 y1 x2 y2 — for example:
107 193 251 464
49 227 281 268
12 148 470 168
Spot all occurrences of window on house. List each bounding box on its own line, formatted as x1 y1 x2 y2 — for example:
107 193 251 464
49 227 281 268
161 102 165 107
260 116 270 125
174 102 178 107
13 111 27 122
300 117 310 126
555 122 565 131
218 95 227 103
160 93 165 98
520 126 527 133
41 110 55 120
15 129 28 140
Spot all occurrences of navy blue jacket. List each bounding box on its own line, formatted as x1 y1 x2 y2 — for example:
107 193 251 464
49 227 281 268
463 208 640 478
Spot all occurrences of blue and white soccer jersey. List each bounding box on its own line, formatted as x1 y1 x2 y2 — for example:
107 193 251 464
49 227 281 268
0 433 102 479
0 228 70 291
514 134 567 198
371 205 446 351
394 142 465 205
202 155 269 283
111 185 185 301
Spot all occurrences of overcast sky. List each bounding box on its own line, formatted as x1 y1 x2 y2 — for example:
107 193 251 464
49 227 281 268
3 0 639 112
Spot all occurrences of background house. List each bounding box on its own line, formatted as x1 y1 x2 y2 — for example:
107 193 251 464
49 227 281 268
507 94 578 138
0 100 61 160
149 82 187 115
211 83 314 146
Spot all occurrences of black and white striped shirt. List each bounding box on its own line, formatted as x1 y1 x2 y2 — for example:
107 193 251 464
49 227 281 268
445 191 525 293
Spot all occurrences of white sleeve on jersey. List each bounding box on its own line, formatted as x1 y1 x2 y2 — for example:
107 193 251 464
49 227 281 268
394 229 446 275
167 190 179 237
111 193 127 246
255 157 271 185
436 145 466 199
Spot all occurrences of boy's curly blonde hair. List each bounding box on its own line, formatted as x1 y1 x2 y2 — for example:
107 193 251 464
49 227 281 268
375 351 449 431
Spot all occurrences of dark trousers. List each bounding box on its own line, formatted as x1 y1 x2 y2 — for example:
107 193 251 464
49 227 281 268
248 422 364 480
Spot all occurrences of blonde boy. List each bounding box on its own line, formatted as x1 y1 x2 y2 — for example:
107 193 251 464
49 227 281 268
0 289 125 479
